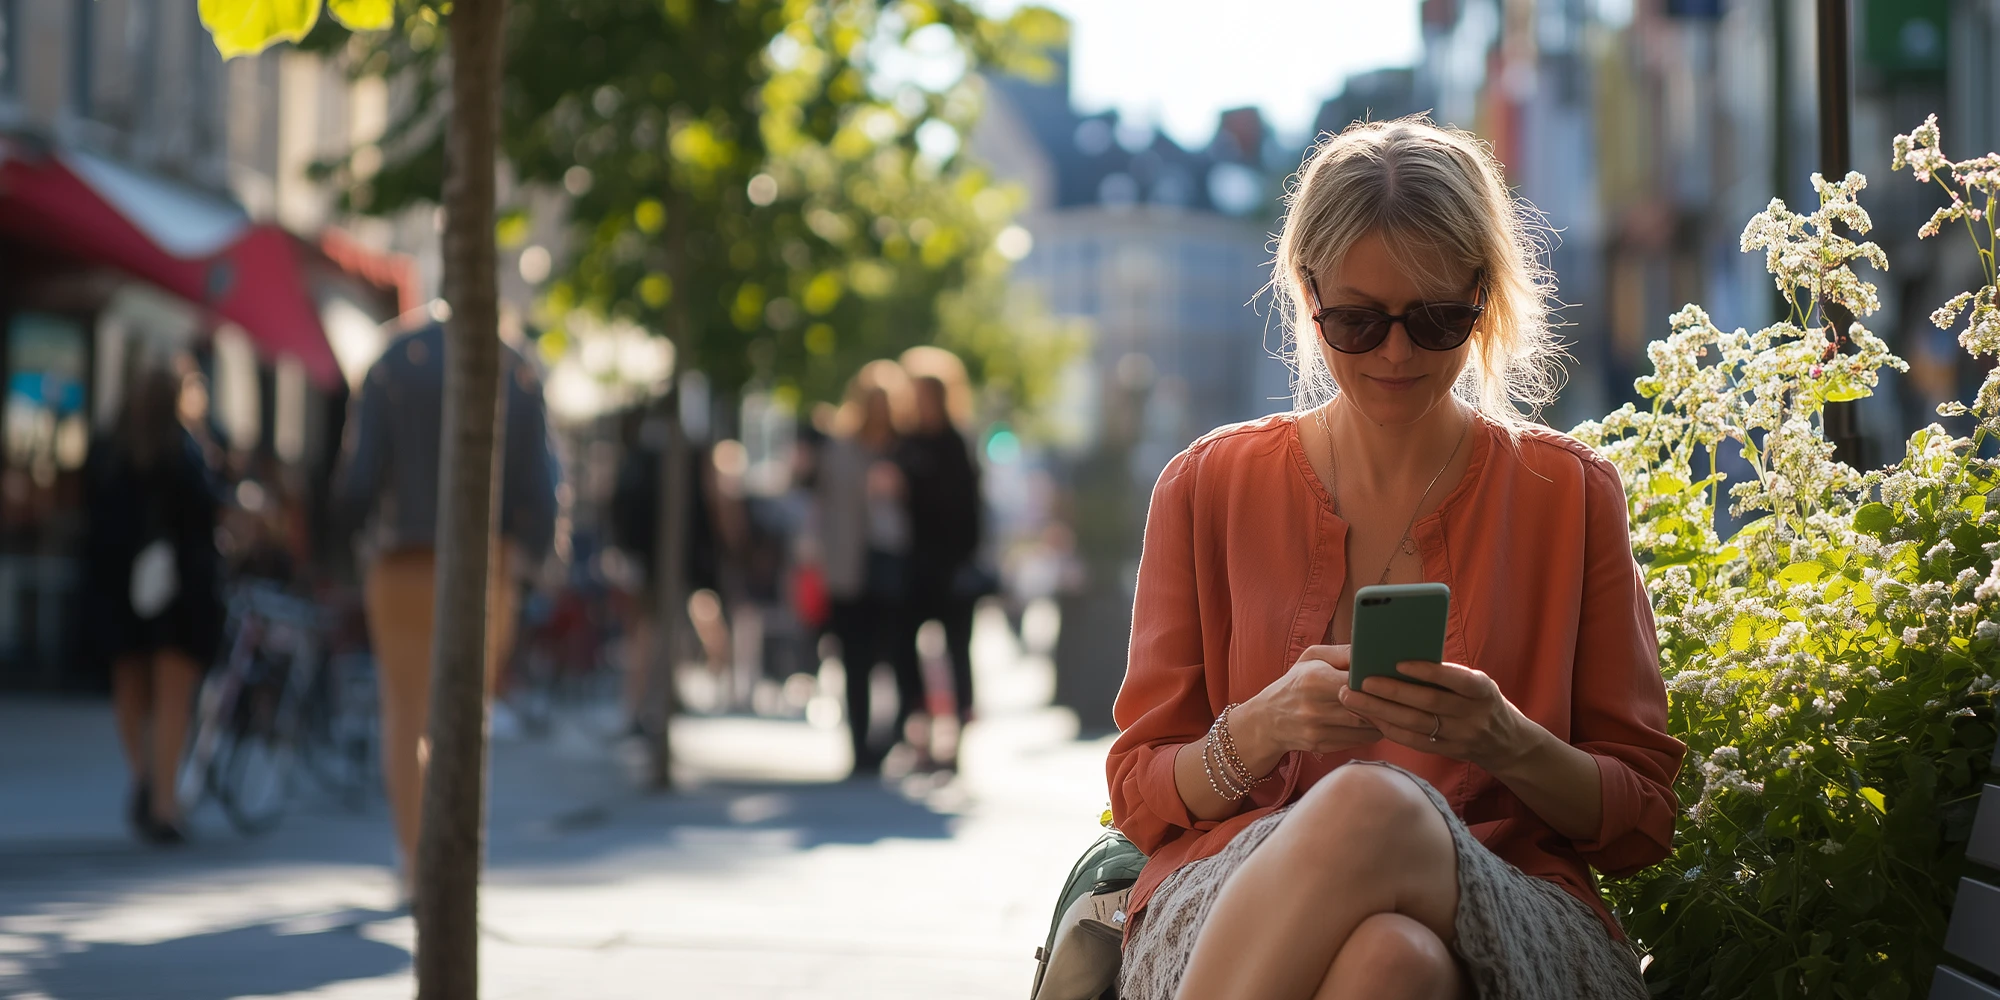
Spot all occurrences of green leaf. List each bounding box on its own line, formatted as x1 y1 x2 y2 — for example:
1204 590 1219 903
1823 384 1873 403
1730 615 1755 651
1777 561 1826 587
198 0 321 59
327 0 394 31
1853 502 1895 539
1858 787 1886 813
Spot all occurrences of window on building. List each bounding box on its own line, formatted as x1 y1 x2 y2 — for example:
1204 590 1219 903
70 0 93 119
0 0 16 100
2 312 92 531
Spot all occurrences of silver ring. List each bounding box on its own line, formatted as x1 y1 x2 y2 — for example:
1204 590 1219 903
1428 713 1443 742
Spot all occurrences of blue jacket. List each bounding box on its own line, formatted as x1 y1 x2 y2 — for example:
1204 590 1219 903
334 323 561 559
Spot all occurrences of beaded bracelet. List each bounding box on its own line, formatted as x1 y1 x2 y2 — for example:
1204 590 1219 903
1217 704 1266 788
1203 730 1249 801
1203 703 1267 801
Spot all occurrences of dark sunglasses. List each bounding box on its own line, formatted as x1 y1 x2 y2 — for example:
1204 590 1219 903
1303 268 1487 354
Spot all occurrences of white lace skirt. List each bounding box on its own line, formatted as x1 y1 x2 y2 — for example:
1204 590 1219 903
1118 762 1648 1000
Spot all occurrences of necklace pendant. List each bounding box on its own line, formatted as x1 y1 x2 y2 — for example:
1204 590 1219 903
1401 537 1418 556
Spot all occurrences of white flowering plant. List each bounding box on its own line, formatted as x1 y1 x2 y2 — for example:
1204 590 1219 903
1573 118 1999 997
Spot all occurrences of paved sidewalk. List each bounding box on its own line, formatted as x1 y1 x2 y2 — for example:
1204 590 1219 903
0 609 1115 999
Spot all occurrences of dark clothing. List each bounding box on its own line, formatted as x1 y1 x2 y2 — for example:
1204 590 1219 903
82 431 226 668
906 589 976 721
833 551 923 768
609 439 720 593
897 428 983 721
333 323 561 558
897 429 981 592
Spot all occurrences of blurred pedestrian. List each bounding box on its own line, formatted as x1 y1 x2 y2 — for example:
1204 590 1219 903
333 322 560 896
608 409 664 737
83 362 225 845
895 347 987 769
818 361 919 775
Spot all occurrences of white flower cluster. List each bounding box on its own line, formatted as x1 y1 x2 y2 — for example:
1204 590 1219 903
1895 115 2000 432
1692 744 1766 821
1575 117 2000 843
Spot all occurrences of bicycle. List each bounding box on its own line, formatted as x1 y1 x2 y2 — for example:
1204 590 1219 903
296 647 380 810
178 582 329 836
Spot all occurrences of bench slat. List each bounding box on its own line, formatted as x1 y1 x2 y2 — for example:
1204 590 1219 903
1973 786 2000 871
1946 878 2000 975
1932 966 2000 1000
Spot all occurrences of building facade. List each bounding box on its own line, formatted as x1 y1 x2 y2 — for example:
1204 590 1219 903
1413 0 1993 447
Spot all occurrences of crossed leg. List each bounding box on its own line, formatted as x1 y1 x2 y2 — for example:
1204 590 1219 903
1175 764 1466 1000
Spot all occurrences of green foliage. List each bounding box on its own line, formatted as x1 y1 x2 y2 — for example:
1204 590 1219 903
1573 123 2000 997
198 0 389 57
316 0 1073 408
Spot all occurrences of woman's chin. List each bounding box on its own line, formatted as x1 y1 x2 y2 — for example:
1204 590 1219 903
1342 389 1452 427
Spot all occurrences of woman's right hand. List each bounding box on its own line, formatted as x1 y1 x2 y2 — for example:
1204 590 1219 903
1235 644 1382 767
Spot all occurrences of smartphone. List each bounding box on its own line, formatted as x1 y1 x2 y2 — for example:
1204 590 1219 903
1348 582 1450 692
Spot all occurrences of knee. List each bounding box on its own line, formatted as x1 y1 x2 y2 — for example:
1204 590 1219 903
1292 765 1437 845
1338 913 1457 992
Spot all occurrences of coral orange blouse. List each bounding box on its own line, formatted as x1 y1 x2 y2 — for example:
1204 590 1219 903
1107 413 1686 939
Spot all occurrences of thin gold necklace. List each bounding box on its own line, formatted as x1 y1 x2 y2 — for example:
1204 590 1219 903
1316 401 1473 586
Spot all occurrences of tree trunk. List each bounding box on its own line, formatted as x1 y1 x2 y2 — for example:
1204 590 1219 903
417 0 505 996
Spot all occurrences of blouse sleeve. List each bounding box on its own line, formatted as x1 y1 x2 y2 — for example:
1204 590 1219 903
1569 456 1687 876
1106 447 1221 854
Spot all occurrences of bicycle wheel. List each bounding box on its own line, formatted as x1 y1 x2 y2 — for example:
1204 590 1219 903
300 653 380 809
217 663 297 836
219 729 295 835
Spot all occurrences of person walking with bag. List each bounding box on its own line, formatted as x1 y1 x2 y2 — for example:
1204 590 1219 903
83 362 225 845
334 321 560 896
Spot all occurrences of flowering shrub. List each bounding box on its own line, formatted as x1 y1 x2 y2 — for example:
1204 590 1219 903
1573 118 1999 998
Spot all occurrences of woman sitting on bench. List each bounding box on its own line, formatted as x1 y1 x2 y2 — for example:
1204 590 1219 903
1107 116 1686 1000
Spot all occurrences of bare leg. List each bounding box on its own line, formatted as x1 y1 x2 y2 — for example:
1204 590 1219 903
110 657 152 781
1312 913 1464 1000
146 650 203 825
1174 765 1461 1000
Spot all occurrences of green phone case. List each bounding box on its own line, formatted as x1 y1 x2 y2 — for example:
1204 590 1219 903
1349 582 1451 692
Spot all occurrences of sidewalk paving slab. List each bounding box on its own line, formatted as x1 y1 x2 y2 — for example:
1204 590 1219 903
0 618 1112 1000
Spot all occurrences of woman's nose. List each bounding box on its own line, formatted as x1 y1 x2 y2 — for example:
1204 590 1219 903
1375 321 1418 362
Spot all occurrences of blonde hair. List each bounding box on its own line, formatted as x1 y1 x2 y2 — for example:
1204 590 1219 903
833 359 915 439
1273 115 1563 422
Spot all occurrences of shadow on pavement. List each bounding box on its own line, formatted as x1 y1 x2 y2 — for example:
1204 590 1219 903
11 911 410 1000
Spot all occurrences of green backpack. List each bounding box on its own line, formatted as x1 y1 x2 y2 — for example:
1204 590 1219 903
1029 821 1149 1000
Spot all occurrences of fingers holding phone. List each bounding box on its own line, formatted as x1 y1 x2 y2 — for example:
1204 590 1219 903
1341 658 1535 767
1237 644 1382 762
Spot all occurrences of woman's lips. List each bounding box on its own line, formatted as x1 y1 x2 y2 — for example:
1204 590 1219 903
1369 375 1424 390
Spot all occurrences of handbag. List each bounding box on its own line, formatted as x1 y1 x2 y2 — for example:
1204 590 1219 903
1030 815 1149 1000
129 490 179 620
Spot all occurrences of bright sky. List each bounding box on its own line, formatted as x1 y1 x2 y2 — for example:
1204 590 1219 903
982 0 1425 148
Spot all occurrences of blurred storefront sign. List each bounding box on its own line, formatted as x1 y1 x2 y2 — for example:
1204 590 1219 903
1864 0 1947 79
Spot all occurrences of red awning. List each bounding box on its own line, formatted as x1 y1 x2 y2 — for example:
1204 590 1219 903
0 136 343 389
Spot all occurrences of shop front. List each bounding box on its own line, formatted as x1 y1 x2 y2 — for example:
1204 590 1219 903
0 132 394 691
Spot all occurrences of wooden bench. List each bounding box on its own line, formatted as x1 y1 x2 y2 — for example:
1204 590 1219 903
1934 704 2000 998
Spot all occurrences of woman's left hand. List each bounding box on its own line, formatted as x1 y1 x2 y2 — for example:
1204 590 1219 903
1337 661 1540 769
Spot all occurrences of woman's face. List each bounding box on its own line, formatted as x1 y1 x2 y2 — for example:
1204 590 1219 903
915 380 948 433
862 388 893 437
1310 230 1477 427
